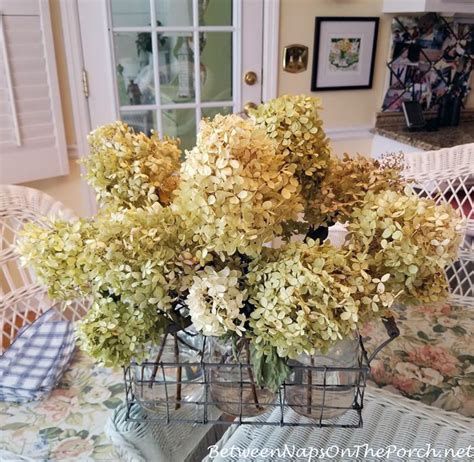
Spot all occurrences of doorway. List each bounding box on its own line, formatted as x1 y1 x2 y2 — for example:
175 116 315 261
76 0 275 151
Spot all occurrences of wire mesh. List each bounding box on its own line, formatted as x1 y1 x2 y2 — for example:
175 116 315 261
123 318 399 428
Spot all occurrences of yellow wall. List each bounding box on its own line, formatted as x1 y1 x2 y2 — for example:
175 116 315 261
278 0 393 129
278 0 473 129
21 161 90 216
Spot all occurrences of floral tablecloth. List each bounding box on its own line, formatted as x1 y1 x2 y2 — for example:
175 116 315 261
363 302 474 418
0 349 124 461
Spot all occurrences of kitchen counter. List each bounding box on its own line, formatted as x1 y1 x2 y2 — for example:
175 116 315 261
371 123 474 151
372 110 474 151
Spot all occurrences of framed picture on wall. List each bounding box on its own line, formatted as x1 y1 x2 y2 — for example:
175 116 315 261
311 17 379 91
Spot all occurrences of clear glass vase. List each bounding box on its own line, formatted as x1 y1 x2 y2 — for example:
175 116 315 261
132 329 203 416
286 335 360 420
208 337 276 417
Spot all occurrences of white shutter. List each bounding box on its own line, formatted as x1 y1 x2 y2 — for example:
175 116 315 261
0 0 68 184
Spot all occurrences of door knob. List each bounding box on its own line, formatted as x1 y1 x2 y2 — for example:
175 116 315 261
244 101 258 116
244 71 257 85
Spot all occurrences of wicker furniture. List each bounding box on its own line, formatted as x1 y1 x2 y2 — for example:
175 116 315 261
402 143 473 307
0 185 87 354
0 187 124 459
363 143 473 417
202 386 474 462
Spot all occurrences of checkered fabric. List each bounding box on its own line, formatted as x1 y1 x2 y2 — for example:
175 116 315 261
0 308 75 403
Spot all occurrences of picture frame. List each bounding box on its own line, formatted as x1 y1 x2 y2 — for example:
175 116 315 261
311 17 379 91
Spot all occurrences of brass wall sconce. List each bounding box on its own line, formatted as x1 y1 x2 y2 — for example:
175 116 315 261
282 44 308 73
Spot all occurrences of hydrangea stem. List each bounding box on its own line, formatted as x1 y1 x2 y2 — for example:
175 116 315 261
148 333 168 389
174 333 182 410
244 339 262 411
306 356 314 415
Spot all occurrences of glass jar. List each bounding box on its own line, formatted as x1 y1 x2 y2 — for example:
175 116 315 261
132 329 203 416
286 335 360 420
208 337 276 417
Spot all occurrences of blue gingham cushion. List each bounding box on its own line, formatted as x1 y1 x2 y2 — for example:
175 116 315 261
0 308 75 402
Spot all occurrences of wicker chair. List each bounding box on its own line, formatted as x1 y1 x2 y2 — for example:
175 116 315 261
328 143 473 305
402 143 473 307
358 143 474 418
0 185 87 355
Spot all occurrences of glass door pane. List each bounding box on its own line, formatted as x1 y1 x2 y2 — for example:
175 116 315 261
159 33 195 104
111 0 151 27
155 0 193 26
201 32 232 102
121 111 157 136
162 108 196 153
114 32 155 106
109 0 235 151
199 0 232 25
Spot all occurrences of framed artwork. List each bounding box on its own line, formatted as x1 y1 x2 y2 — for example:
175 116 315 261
311 17 379 91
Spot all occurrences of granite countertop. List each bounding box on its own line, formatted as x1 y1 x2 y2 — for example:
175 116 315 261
373 110 474 151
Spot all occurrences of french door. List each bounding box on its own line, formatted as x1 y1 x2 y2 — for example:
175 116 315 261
78 0 264 151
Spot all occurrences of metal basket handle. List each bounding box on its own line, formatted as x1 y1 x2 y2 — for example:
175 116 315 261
362 317 400 365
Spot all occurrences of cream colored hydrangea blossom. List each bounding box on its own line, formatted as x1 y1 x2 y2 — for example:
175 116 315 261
249 95 331 225
348 188 463 305
186 266 247 336
172 114 303 257
82 121 181 209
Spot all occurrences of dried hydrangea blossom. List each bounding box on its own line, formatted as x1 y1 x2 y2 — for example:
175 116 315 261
76 294 164 367
172 114 304 257
82 121 181 209
308 154 405 227
15 96 464 376
186 266 247 337
89 204 204 313
348 188 463 305
247 240 374 359
249 95 331 225
17 218 97 300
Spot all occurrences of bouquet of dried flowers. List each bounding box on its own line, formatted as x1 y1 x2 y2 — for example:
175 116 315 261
17 95 463 389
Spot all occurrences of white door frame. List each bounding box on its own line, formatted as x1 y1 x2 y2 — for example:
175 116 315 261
59 0 279 215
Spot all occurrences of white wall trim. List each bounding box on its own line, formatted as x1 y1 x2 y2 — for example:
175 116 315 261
39 0 69 176
325 126 374 141
262 0 280 102
59 0 96 215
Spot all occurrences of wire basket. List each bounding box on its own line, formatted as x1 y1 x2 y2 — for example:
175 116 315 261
123 318 399 428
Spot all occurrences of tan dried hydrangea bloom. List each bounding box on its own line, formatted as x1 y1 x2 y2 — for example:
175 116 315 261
347 188 463 305
172 114 304 257
249 94 331 226
308 154 405 227
82 121 181 209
